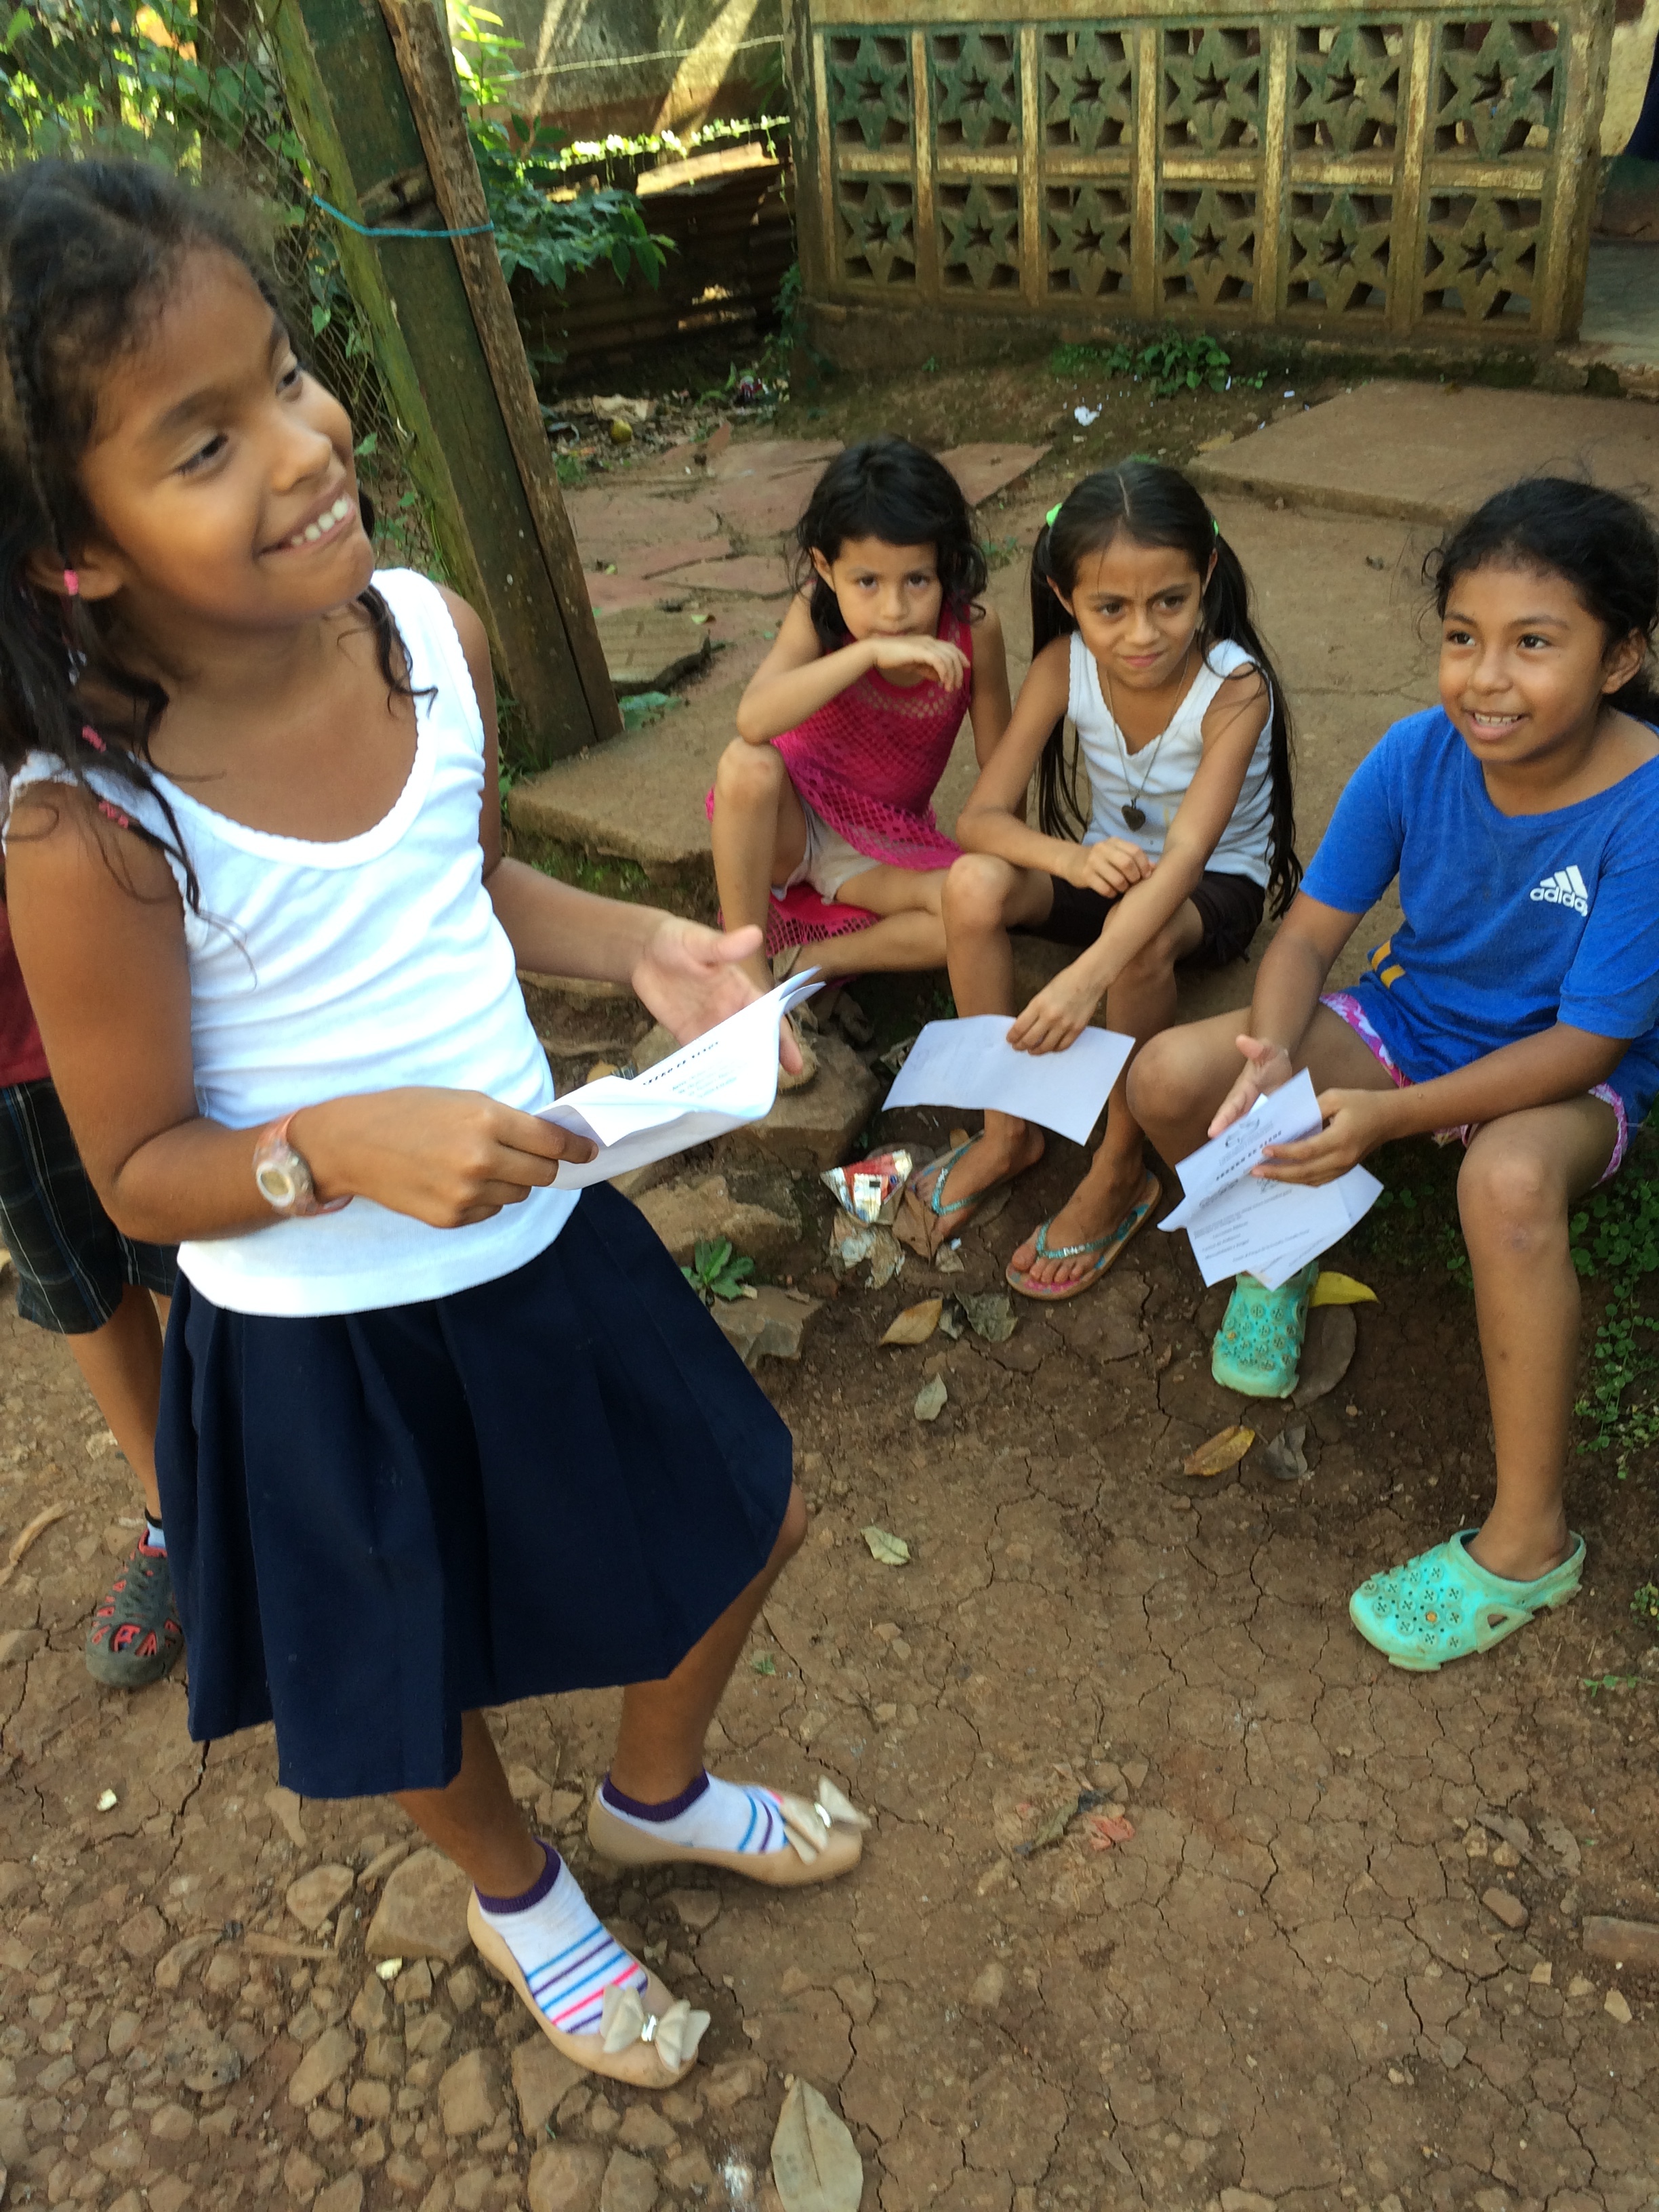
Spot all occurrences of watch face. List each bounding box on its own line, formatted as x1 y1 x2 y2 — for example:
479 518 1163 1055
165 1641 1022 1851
255 1160 299 1208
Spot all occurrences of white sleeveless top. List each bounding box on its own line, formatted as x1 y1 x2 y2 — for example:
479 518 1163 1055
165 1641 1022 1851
9 569 575 1317
1069 633 1273 887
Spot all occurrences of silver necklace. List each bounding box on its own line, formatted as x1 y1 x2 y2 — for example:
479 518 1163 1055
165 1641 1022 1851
1101 638 1194 832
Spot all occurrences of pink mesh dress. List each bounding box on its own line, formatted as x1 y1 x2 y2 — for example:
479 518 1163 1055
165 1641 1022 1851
712 604 975 952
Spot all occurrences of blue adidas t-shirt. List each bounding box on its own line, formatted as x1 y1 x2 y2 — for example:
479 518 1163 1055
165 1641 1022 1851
1301 707 1659 1124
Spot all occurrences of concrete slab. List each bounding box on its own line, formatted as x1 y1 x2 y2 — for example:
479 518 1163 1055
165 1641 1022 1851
590 607 713 694
938 442 1050 506
562 487 722 552
656 553 794 595
707 470 827 540
1189 380 1659 525
625 533 732 579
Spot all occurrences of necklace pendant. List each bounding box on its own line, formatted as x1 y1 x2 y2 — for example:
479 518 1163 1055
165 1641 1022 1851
1121 802 1146 832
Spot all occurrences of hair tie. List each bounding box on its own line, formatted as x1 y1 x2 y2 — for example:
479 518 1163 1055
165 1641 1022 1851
1045 502 1062 527
1212 517 1220 538
62 568 80 596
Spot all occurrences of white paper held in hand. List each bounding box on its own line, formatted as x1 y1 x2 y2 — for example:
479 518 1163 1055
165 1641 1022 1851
882 1015 1133 1146
1159 1067 1382 1288
536 972 821 1187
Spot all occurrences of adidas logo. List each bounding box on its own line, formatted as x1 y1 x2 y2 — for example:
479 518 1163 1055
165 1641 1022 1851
1530 865 1589 917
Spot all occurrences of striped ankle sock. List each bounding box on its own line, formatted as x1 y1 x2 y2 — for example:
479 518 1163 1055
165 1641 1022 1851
474 1844 646 2036
600 1770 790 1856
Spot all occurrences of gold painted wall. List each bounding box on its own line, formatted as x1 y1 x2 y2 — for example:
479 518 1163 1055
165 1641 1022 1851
783 1 1616 348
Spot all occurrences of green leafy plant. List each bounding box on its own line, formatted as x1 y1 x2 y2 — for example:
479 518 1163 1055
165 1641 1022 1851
1570 1169 1659 1470
682 1239 756 1304
1050 329 1269 398
451 3 668 293
1632 1580 1659 1634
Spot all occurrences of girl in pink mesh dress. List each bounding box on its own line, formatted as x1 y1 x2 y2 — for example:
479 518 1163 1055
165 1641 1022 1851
710 438 1012 1065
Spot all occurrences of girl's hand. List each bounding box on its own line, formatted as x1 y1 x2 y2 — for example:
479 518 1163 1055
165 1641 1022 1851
631 917 802 1075
1208 1033 1296 1136
867 635 969 689
1067 838 1154 899
298 1089 595 1228
1007 959 1103 1055
1256 1088 1400 1185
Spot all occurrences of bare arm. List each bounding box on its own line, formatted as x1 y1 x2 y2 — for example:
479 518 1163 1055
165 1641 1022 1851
956 638 1132 882
733 592 969 743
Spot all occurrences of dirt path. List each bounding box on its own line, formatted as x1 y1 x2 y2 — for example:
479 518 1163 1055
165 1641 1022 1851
3 1116 1658 2212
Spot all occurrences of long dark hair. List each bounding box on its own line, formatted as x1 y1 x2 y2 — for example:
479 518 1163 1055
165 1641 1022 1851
1030 460 1300 916
792 434 988 651
0 158 405 909
1427 476 1659 722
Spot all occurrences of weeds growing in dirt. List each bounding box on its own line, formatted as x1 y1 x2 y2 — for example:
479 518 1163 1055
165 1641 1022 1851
1050 329 1270 398
682 1240 756 1303
1570 1164 1659 1471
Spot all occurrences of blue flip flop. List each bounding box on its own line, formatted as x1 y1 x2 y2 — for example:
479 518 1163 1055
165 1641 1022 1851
1005 1169 1161 1302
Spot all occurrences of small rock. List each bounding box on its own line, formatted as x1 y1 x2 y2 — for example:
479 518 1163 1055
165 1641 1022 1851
600 2147 657 2212
0 1626 42 1668
506 1764 544 1803
703 2057 766 2110
1221 2194 1277 2212
1536 1812 1582 1873
150 2101 193 2140
352 2127 387 2171
665 2149 715 2193
316 2179 365 2212
1121 1759 1149 1790
148 2180 194 2212
287 2025 358 2108
712 1285 822 1368
1530 1961 1553 1985
107 2010 143 2057
394 1961 434 2007
1481 1886 1529 1931
512 2037 585 2137
588 2100 621 2137
367 1849 474 1965
639 1174 798 1269
529 2142 607 2212
409 2013 453 2058
350 1975 390 2034
163 2007 244 2094
968 1963 1007 2007
154 1933 217 1992
121 1905 168 1959
544 1788 586 1828
287 1866 355 1934
447 1965 480 2013
438 2048 497 2137
667 1888 720 1933
1605 1988 1634 2024
914 1374 947 1422
1291 1306 1356 1408
349 2079 392 2123
363 2031 405 2078
283 2146 327 2198
386 2152 430 2196
720 1031 880 1172
617 2106 677 2154
1582 1915 1659 1969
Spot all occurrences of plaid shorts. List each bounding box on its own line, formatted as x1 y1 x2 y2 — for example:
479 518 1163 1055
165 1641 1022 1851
0 1079 176 1334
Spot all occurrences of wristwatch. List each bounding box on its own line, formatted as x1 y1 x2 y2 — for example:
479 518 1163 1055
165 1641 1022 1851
251 1113 348 1216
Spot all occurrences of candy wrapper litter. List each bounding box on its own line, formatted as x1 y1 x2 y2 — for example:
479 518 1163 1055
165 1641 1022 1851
821 1149 914 1227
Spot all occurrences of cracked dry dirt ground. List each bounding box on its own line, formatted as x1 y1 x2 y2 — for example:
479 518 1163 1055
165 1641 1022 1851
3 1136 1659 2212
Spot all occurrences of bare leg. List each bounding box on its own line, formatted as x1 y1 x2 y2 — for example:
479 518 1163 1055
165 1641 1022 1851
909 855 1055 1214
1008 906 1205 1288
1458 1100 1616 1582
710 739 810 995
1129 1001 1396 1166
803 864 950 978
67 1285 169 1521
393 1486 808 1891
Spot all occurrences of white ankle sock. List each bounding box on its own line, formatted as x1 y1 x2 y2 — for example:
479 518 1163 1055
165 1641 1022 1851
600 1770 790 1855
475 1845 646 2036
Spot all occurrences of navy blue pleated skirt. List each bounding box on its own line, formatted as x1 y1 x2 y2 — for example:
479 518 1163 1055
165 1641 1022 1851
155 1185 793 1799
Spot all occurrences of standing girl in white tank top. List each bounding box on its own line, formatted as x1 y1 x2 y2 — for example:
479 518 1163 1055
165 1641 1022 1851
1 159 865 2098
906 461 1300 1300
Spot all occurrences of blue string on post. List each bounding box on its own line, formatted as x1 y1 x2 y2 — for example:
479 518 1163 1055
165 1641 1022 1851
312 193 495 239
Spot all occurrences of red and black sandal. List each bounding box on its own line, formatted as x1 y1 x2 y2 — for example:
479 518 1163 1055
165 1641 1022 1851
85 1542 184 1689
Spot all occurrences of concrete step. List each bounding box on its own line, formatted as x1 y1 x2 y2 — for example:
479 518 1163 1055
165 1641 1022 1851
1190 379 1659 525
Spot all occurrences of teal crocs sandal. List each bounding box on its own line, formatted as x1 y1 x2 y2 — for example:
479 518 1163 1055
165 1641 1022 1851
1210 1261 1319 1398
1350 1530 1586 1671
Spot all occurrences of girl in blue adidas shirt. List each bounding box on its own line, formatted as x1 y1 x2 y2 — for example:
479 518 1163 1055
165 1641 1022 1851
1130 478 1659 1672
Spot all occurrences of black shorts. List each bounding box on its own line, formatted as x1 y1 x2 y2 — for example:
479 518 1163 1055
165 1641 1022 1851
0 1079 176 1334
1025 867 1267 970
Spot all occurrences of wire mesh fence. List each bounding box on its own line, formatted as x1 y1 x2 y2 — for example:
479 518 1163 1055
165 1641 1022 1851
1 0 436 569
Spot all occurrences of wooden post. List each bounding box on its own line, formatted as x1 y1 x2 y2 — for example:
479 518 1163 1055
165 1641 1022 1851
262 0 619 766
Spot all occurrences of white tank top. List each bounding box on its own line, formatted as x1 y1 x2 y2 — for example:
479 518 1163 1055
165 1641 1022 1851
10 569 575 1317
1069 633 1273 887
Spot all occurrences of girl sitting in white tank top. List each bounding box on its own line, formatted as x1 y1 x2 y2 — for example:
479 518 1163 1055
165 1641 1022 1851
902 461 1300 1304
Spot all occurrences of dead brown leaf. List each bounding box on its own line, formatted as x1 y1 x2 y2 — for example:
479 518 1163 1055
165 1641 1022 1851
880 1297 943 1347
1182 1425 1255 1478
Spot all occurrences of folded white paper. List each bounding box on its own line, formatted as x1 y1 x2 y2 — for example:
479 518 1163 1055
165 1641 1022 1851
1160 1069 1382 1288
881 1016 1133 1146
537 972 819 1187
